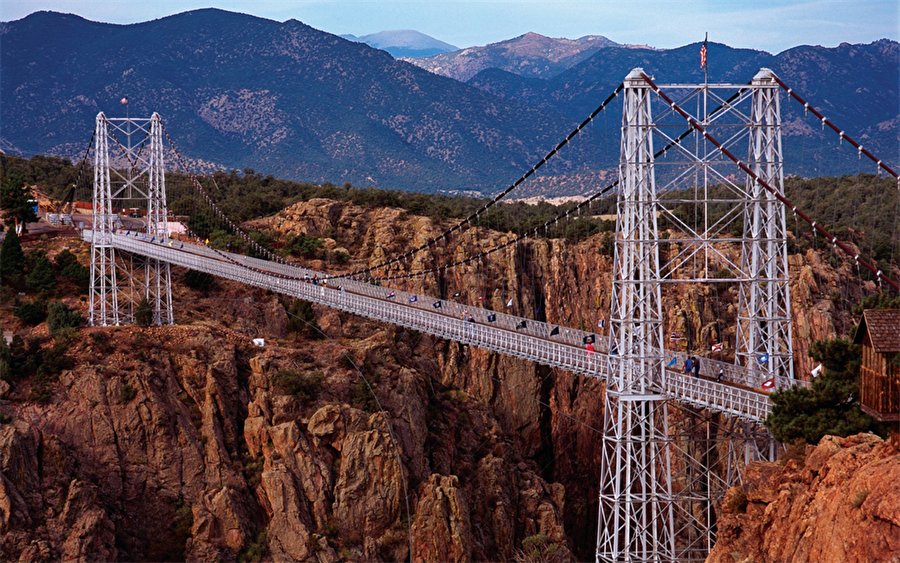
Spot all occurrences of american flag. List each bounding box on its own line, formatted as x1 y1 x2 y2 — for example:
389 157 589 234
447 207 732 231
700 39 707 69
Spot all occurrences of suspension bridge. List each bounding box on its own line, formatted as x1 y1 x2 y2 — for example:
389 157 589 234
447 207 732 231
68 68 898 563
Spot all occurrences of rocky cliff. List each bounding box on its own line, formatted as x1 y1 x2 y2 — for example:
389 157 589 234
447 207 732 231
707 434 899 563
0 197 890 561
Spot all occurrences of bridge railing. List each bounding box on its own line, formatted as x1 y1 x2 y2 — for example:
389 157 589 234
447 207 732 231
92 231 778 421
665 370 771 421
112 232 809 391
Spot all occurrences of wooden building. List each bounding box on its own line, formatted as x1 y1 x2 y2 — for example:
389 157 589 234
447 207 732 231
854 309 900 445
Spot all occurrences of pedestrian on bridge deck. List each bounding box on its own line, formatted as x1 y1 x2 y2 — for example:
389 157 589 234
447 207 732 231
692 356 700 378
683 357 693 375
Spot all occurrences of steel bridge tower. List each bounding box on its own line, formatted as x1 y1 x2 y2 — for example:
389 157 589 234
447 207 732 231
735 70 794 386
89 112 174 326
597 69 787 562
598 68 675 563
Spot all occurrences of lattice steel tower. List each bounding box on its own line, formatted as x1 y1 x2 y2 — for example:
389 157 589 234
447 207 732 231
735 70 794 386
598 68 675 563
89 112 174 326
597 68 789 562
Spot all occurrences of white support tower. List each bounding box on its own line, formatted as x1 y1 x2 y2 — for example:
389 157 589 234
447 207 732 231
88 112 173 326
597 68 788 563
735 69 793 386
598 68 676 563
88 115 120 326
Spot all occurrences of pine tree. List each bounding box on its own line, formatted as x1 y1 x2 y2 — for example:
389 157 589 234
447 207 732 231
46 302 83 333
765 338 885 444
135 298 154 327
0 229 26 284
0 174 38 234
25 253 57 293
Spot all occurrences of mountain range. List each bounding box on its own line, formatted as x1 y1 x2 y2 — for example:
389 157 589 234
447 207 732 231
401 32 627 81
1 9 897 197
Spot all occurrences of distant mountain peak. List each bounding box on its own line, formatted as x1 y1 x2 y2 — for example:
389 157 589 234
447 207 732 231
404 32 622 81
345 29 458 58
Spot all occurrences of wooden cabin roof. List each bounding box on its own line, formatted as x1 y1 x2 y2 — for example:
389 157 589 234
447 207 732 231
854 309 900 354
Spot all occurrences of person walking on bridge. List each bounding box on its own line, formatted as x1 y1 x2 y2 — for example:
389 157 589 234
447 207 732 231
692 356 700 378
683 357 693 375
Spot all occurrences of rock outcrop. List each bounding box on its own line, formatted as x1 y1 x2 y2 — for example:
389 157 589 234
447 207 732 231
708 434 900 563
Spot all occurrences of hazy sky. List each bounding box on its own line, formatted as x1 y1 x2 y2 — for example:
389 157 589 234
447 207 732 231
2 0 898 53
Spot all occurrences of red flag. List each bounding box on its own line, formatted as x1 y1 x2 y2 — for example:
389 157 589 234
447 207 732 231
761 377 775 389
700 40 707 69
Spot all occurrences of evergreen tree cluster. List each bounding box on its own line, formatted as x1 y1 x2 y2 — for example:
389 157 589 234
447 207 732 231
2 230 89 296
765 295 897 445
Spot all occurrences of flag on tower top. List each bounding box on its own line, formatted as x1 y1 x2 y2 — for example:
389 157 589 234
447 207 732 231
700 37 707 69
120 96 129 105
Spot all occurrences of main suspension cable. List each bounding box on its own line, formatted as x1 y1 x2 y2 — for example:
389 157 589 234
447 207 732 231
773 75 899 182
337 83 627 280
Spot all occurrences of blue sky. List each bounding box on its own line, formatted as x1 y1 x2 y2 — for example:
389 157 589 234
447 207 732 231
2 0 898 53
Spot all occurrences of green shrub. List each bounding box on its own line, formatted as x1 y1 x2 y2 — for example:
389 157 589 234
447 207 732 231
850 489 869 508
134 298 153 327
351 378 379 413
26 253 57 293
15 300 47 326
271 369 325 401
46 302 82 333
121 383 136 403
285 299 320 337
238 530 268 563
515 533 564 563
184 269 216 291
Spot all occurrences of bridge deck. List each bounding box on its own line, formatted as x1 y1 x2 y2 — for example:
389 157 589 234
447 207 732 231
90 231 784 422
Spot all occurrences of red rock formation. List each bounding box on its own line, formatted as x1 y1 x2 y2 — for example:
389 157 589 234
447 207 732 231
708 434 900 563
